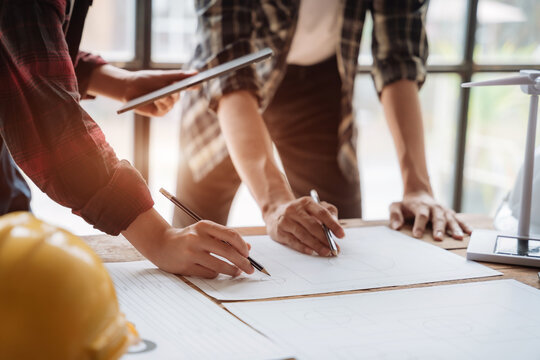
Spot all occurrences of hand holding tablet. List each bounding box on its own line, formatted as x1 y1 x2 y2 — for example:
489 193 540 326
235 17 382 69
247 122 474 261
117 48 273 114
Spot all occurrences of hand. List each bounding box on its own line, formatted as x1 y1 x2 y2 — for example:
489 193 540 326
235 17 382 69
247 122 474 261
123 69 197 117
154 220 255 278
389 191 472 241
122 209 254 278
264 197 345 256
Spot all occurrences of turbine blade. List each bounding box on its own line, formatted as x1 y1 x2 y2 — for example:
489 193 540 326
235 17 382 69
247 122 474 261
461 75 535 88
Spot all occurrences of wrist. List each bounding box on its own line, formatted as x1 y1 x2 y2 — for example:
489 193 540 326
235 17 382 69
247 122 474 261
261 188 295 220
88 64 132 102
403 184 432 197
402 167 432 196
121 208 170 261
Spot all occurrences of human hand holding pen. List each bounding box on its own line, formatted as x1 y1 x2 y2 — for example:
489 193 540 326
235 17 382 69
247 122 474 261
122 208 254 279
264 196 345 257
310 189 340 256
159 188 269 276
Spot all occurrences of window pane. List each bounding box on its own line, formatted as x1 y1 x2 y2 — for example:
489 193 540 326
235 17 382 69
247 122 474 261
355 74 460 219
29 97 134 235
81 97 134 163
361 1 467 67
419 74 461 207
462 73 538 215
80 0 136 63
426 0 467 65
475 0 540 64
152 0 197 64
148 106 181 223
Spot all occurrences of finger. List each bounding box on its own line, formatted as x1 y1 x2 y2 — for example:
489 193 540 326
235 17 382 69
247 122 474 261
135 103 159 117
412 205 430 238
455 216 473 235
306 201 345 238
290 218 332 256
203 239 254 274
290 211 331 249
153 100 174 116
197 220 249 257
157 69 198 83
171 92 180 103
279 215 329 255
153 98 170 115
156 95 175 110
197 253 243 277
389 202 404 230
186 264 218 279
446 213 465 240
277 229 313 255
321 201 338 219
431 206 447 241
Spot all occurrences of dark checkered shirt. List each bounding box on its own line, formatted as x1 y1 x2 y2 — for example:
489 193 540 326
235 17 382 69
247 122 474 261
180 0 428 183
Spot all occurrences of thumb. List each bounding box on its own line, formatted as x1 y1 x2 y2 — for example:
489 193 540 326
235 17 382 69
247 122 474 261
160 69 198 82
389 202 404 230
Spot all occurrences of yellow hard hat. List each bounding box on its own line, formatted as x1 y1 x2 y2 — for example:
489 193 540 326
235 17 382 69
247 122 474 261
0 212 138 360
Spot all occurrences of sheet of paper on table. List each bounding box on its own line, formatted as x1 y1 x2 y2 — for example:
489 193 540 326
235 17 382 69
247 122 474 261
105 261 293 360
225 279 540 360
187 226 501 300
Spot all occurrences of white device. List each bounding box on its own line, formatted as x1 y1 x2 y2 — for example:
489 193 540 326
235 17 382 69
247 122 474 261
462 70 540 267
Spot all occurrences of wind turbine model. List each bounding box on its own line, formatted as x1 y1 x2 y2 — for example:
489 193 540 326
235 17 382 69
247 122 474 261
462 70 540 267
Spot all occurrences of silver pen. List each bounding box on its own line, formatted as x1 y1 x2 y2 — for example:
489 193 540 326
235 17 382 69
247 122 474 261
310 189 339 256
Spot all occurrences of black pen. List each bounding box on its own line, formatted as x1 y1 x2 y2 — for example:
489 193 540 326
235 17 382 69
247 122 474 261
159 188 270 276
310 189 339 256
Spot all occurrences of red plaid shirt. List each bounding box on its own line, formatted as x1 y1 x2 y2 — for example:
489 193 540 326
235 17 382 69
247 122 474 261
0 0 153 235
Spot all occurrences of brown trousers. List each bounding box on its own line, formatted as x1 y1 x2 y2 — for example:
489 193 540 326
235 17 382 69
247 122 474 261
173 56 362 227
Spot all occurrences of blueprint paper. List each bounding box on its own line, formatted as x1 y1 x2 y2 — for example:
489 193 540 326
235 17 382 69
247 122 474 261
106 261 292 360
187 226 500 300
226 280 540 360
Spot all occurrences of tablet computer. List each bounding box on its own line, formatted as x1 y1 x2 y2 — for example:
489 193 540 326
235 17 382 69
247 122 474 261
117 47 273 114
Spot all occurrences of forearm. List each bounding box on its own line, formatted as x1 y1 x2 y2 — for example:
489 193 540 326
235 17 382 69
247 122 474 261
381 79 432 194
217 91 294 216
87 64 131 102
121 207 170 263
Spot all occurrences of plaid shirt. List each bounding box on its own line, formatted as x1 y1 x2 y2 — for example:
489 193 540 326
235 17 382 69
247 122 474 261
181 0 428 182
0 0 153 235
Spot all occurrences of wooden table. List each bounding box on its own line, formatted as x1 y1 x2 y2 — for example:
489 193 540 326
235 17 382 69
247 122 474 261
84 214 540 302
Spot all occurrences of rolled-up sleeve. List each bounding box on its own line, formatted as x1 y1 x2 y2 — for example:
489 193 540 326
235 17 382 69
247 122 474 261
75 51 107 99
0 0 153 235
370 0 429 96
193 1 262 111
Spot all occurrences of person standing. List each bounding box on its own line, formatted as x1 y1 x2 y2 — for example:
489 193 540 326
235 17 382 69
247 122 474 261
0 0 254 277
174 0 471 256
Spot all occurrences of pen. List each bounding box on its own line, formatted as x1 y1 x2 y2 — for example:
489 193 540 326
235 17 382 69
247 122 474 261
159 188 270 276
310 189 339 256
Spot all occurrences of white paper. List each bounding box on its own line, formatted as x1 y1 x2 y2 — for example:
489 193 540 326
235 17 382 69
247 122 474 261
106 261 292 360
187 226 500 300
226 279 540 360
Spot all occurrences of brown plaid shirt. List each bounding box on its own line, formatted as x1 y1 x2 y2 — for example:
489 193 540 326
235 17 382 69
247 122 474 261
181 0 429 182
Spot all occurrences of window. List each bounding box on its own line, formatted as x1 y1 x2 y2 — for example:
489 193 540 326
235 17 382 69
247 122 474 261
80 0 136 63
29 0 540 234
